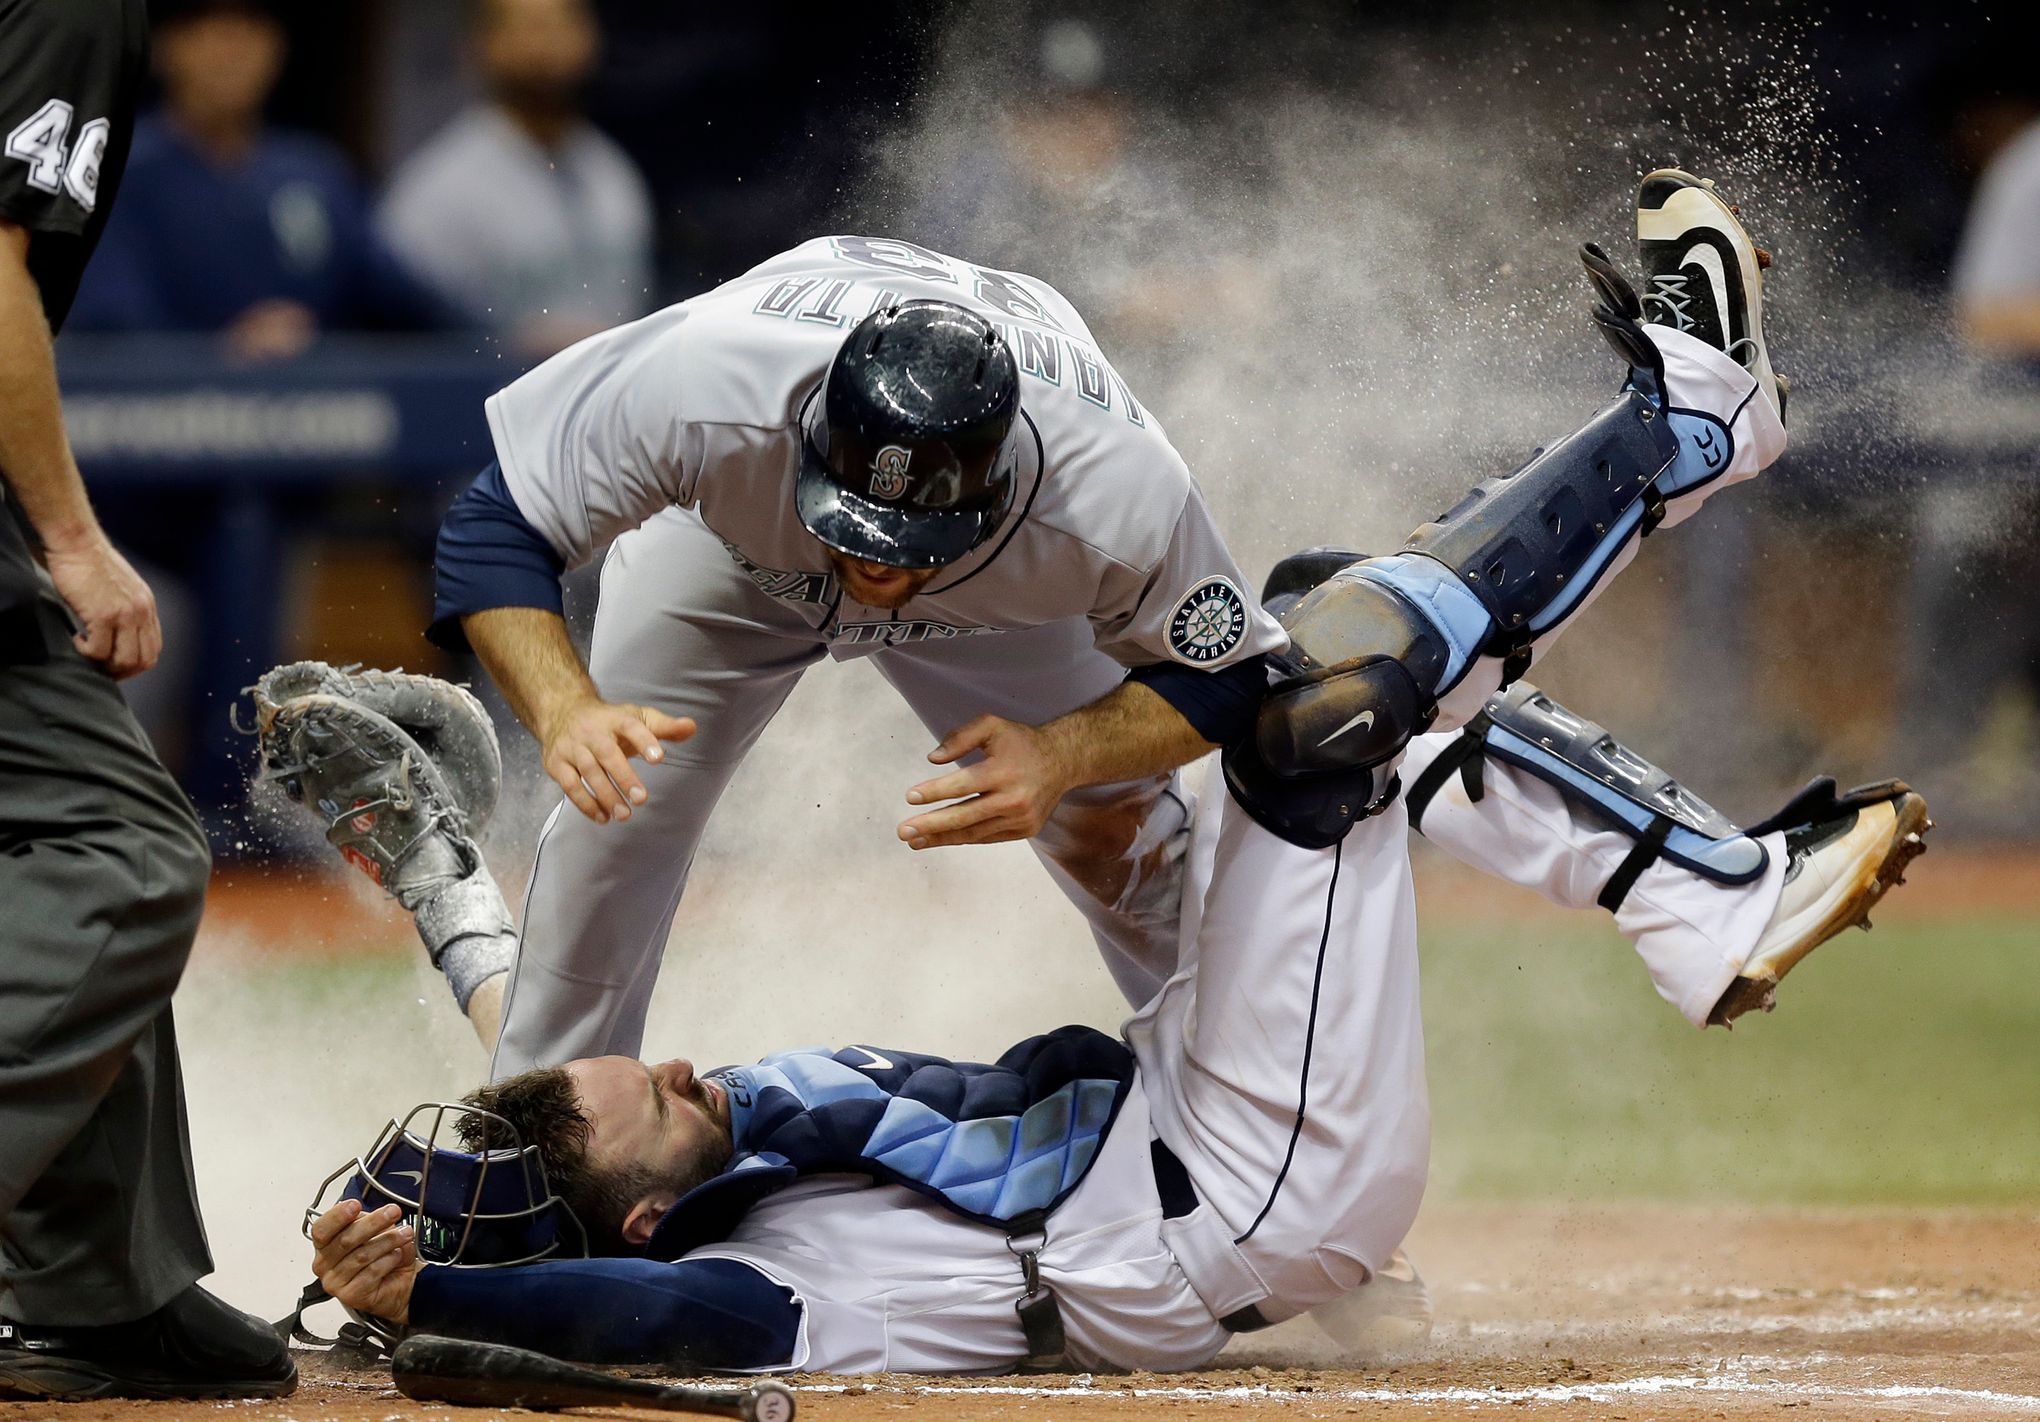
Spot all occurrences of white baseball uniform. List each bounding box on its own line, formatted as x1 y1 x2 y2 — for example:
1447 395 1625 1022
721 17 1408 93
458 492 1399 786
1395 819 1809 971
477 237 1286 1076
638 328 1790 1370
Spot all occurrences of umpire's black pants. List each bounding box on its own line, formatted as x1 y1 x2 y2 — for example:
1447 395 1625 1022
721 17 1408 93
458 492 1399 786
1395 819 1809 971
0 573 213 1325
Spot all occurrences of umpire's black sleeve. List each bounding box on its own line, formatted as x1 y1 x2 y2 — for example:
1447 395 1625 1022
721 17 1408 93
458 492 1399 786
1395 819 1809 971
0 0 146 329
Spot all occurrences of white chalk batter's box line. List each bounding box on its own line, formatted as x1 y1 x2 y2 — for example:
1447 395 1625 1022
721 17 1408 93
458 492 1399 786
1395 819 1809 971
795 1372 2040 1413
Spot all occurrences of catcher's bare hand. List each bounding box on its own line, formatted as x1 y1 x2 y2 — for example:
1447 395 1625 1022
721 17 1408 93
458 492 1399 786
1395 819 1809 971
899 715 1074 849
43 528 161 679
542 695 695 823
311 1199 420 1325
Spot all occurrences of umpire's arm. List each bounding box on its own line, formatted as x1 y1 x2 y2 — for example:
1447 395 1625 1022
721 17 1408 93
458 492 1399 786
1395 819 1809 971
0 218 159 676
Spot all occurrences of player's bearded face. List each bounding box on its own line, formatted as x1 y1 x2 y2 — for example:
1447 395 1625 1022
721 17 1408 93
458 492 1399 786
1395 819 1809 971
568 1056 734 1208
826 551 942 609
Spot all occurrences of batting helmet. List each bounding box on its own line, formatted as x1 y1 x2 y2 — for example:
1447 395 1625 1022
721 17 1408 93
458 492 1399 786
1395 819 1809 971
796 300 1022 568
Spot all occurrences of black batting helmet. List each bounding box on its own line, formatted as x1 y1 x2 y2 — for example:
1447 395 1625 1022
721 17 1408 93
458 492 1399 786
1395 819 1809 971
796 300 1022 568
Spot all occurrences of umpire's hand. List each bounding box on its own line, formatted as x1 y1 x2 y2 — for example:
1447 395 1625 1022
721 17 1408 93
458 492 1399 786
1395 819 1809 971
311 1199 420 1325
44 526 161 678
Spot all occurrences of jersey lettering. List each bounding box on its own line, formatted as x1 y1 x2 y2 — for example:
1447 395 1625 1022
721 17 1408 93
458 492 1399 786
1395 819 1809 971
720 541 833 606
754 277 821 318
1071 342 1111 411
1015 326 1061 384
742 252 1141 430
794 278 853 327
971 266 1063 330
63 116 109 210
832 619 999 647
1112 371 1146 428
829 236 958 285
5 98 75 195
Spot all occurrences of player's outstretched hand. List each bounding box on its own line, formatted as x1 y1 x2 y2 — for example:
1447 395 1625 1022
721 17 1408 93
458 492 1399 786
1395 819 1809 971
310 1199 420 1325
43 526 161 679
900 714 1075 849
542 695 695 823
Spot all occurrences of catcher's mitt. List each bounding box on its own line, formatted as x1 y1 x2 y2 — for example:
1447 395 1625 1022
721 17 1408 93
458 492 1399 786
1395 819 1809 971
245 662 502 902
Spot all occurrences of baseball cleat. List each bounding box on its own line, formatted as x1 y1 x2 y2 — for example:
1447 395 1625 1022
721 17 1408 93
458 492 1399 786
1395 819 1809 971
1636 168 1786 423
1708 780 1931 1027
1308 1247 1433 1357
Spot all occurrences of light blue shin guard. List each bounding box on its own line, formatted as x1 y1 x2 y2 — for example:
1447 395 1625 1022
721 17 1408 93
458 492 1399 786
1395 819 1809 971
1405 681 1766 910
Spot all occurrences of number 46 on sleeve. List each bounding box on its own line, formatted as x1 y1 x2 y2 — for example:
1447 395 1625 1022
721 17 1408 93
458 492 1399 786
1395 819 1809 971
6 99 110 211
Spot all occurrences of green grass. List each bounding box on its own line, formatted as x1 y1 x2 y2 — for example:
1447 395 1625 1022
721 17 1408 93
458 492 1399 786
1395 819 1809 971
1419 912 2040 1205
195 910 2040 1209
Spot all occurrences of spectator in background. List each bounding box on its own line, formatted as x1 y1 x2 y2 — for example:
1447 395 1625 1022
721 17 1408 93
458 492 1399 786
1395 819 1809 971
378 0 654 356
1894 59 2040 839
66 0 450 360
911 18 1265 363
1950 76 2040 358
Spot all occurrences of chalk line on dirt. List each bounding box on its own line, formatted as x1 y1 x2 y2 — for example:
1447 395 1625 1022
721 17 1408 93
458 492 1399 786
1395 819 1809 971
796 1371 2040 1413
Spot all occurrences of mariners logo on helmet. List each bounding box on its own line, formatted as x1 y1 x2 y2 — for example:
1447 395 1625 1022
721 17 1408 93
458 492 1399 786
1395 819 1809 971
1168 577 1249 664
869 445 913 500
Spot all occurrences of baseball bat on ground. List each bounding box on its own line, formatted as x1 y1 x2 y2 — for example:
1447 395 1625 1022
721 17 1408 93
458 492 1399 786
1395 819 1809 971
391 1335 797 1421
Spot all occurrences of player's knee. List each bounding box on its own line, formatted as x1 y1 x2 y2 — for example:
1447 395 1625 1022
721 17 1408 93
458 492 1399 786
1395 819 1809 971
1222 558 1460 847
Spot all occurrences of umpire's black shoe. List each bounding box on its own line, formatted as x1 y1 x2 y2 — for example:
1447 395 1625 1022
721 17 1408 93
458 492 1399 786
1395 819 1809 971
0 1284 298 1401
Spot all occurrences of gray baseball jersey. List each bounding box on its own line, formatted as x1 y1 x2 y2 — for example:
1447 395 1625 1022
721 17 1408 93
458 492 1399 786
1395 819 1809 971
484 235 1283 670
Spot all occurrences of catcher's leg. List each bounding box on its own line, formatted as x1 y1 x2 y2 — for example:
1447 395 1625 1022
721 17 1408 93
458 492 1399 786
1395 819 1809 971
1402 687 1929 1027
1123 772 1430 1338
1228 193 1787 852
496 512 822 1076
873 618 1193 1007
1399 689 1785 1026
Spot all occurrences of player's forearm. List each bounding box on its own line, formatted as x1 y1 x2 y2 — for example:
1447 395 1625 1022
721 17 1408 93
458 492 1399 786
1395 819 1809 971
461 606 599 743
0 223 102 553
1040 680 1216 791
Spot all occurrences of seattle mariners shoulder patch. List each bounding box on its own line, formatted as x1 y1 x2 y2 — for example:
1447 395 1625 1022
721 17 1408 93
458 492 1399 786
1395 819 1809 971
1167 577 1248 664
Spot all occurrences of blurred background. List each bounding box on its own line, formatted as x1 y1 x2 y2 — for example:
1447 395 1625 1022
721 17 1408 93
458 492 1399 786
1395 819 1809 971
66 0 2037 1324
63 0 2039 848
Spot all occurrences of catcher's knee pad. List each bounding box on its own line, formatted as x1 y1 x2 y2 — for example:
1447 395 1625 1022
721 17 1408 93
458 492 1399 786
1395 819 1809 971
1405 681 1767 910
1223 553 1469 846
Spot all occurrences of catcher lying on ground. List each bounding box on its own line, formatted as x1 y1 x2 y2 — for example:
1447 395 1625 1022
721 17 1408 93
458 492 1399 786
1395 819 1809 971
257 218 1927 1374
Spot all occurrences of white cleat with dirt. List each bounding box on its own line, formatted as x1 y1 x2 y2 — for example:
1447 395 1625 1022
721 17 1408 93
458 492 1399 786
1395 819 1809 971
1709 780 1931 1027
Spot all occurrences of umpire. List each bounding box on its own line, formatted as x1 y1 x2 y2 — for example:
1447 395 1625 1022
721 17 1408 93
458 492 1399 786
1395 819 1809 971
0 0 292 1400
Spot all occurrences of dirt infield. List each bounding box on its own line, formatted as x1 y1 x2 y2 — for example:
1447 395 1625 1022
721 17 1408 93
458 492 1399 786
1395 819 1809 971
6 1205 2032 1422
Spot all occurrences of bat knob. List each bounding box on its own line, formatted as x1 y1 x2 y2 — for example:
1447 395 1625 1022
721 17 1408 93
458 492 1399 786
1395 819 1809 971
745 1381 797 1422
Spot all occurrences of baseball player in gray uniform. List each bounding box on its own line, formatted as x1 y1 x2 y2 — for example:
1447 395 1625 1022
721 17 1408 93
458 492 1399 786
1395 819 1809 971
429 236 1287 1073
291 174 1929 1373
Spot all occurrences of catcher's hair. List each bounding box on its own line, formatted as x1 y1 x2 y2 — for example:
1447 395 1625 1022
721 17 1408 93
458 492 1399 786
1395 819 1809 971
456 1068 660 1255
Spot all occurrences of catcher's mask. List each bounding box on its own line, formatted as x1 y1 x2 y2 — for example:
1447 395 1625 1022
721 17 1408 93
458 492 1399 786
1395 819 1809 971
304 1102 586 1268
